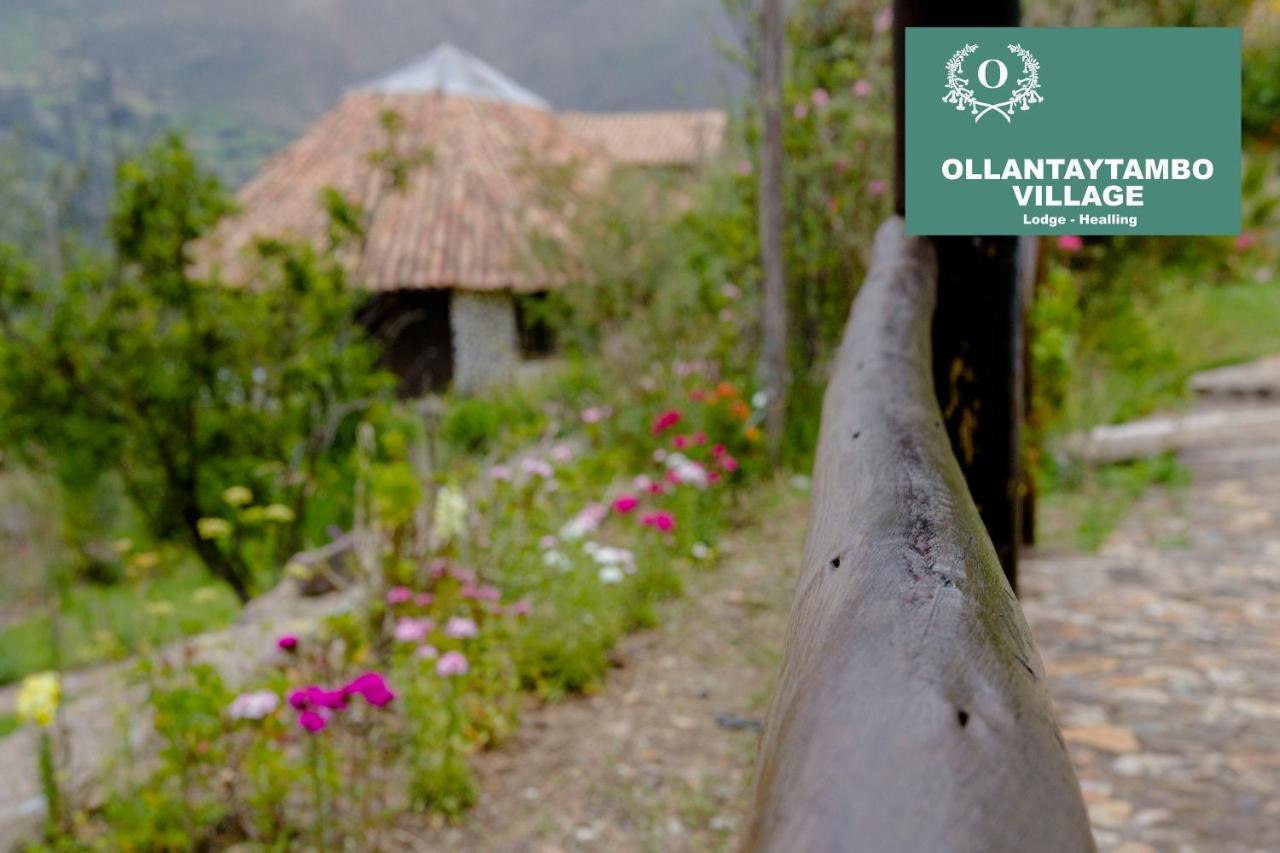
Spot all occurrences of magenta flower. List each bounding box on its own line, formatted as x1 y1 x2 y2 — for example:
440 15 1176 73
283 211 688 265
642 511 677 533
651 410 682 435
452 566 478 585
852 79 872 98
436 651 470 677
475 584 502 602
414 592 435 608
811 87 829 108
613 494 639 515
721 455 740 473
386 586 412 605
712 443 727 458
693 432 708 446
1057 235 1084 252
276 634 298 652
673 434 690 449
1236 231 1257 251
521 458 554 478
444 616 479 639
298 710 328 733
709 471 723 485
344 672 395 707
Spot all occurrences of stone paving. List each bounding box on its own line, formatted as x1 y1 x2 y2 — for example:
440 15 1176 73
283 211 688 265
1023 400 1280 852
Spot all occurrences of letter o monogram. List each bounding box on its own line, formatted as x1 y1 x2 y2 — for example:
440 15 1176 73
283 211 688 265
978 59 1008 90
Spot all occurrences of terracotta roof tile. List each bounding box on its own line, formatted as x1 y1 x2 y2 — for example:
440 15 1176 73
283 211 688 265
559 110 727 167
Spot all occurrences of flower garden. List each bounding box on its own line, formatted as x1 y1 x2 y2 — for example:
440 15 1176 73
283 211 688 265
11 357 768 849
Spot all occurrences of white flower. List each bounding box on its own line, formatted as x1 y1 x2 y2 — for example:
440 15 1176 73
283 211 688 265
229 690 279 721
590 544 637 574
543 550 572 571
691 542 712 560
598 566 625 584
433 486 468 543
560 503 606 540
752 390 769 409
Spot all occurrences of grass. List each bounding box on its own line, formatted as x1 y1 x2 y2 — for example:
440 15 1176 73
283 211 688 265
1039 275 1280 551
0 562 240 686
0 712 18 739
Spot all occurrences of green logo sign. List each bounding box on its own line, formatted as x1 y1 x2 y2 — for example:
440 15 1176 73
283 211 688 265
905 28 1241 235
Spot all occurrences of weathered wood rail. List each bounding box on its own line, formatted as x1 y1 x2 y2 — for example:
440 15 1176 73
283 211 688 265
744 219 1094 852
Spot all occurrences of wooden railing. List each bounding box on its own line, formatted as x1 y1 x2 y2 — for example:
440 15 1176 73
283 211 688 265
744 219 1095 852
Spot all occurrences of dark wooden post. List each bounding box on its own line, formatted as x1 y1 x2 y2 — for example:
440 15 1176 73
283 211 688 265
893 0 1025 589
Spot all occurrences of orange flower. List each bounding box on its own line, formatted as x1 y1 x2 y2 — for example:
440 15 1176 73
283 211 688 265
731 400 751 421
745 426 762 442
716 381 739 399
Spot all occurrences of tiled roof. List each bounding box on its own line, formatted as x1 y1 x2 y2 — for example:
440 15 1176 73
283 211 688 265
204 91 603 292
560 110 727 167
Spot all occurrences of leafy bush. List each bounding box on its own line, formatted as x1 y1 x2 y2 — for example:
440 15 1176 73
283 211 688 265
0 135 394 600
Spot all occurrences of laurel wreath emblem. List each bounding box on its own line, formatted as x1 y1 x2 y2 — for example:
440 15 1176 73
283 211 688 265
942 43 1043 123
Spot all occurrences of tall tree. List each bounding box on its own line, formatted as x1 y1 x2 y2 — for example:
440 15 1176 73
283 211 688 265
756 0 788 460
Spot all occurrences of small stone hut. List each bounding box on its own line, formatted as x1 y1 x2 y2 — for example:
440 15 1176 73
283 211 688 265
207 44 725 396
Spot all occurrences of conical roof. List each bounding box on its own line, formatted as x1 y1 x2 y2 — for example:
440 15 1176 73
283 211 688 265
352 42 551 110
203 90 602 292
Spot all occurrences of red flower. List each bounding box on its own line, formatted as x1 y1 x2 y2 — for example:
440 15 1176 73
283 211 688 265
612 494 639 514
641 511 676 533
651 409 682 435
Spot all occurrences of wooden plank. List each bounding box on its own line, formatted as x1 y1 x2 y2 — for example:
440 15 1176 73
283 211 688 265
744 218 1094 853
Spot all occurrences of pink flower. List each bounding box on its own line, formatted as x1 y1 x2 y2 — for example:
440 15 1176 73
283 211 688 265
581 406 612 424
811 87 830 108
507 599 533 617
416 644 439 659
487 464 513 482
708 471 723 485
673 435 690 449
689 388 706 402
852 79 872 98
436 651 469 677
641 511 676 533
721 455 740 473
720 283 742 300
793 102 809 119
631 475 654 492
735 159 752 176
474 584 502 603
1057 235 1084 252
612 494 639 515
428 560 449 579
451 566 478 585
521 458 554 479
386 586 412 605
229 690 279 721
693 432 708 446
288 689 310 710
393 617 434 643
444 616 479 639
874 7 892 33
276 634 298 652
550 444 574 463
539 534 559 549
712 443 727 458
651 409 682 435
1235 231 1257 251
414 592 435 608
298 710 328 733
868 178 888 197
648 481 666 496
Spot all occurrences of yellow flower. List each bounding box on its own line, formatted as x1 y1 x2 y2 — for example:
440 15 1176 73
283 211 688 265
145 601 174 616
16 672 61 728
197 517 232 540
191 586 220 604
129 551 160 571
221 486 253 507
262 504 295 523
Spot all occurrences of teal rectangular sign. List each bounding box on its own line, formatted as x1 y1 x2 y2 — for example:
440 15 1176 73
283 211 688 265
904 28 1241 235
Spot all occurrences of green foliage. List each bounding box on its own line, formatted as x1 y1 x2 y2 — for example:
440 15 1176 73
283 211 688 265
1042 453 1190 552
0 134 394 601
